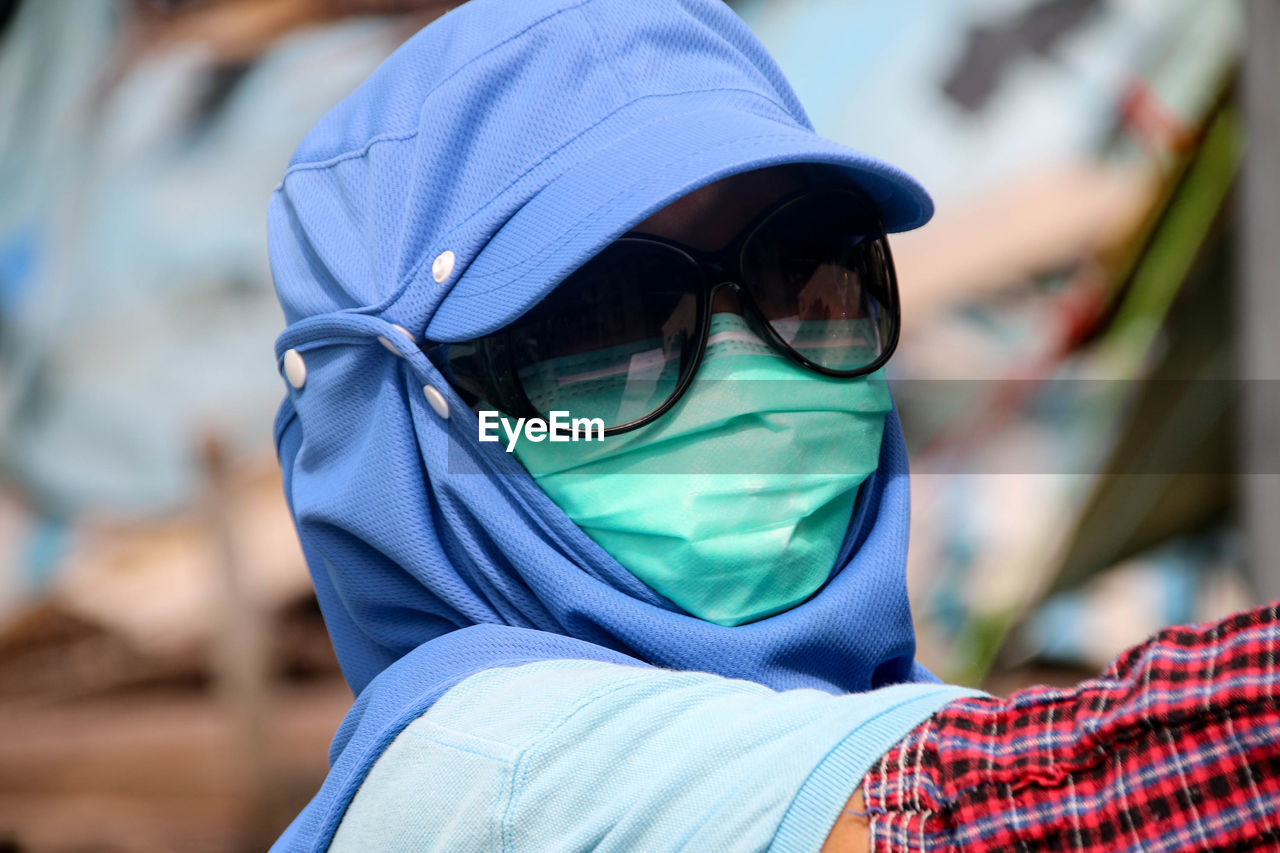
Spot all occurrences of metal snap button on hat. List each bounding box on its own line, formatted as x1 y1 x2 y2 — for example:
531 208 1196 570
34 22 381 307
423 385 450 419
378 324 416 354
283 349 307 389
432 250 455 283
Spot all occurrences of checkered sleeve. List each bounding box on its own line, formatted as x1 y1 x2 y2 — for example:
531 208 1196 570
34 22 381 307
862 601 1280 852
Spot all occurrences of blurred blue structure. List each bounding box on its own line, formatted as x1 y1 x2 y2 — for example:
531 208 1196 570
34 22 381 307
0 1 411 516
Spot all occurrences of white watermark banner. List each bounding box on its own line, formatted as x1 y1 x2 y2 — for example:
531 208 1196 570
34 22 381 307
478 410 605 452
440 379 1275 475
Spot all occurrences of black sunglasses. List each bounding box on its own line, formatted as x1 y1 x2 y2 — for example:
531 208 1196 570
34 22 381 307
426 184 900 435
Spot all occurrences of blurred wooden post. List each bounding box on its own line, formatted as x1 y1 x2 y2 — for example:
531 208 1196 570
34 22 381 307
1239 0 1280 601
201 433 275 848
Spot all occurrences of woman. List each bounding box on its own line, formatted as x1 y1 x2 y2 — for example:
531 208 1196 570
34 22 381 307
266 0 1279 849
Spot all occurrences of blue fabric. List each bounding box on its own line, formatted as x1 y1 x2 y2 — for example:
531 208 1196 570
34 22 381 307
0 4 406 515
267 1 939 850
329 660 981 852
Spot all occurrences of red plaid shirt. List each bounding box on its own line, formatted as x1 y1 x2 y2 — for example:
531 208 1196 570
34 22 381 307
863 602 1280 851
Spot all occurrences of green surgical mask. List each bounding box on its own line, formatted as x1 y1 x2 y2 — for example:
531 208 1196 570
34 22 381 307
510 313 892 626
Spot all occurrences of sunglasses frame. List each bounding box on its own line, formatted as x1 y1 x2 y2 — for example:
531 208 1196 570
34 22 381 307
426 185 901 436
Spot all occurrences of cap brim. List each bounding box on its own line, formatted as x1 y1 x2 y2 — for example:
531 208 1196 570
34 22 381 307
425 98 932 341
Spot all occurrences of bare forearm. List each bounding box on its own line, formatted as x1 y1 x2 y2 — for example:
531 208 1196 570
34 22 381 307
822 786 870 853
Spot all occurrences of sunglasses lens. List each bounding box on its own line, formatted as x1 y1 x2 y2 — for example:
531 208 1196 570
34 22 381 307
504 241 701 429
740 190 895 372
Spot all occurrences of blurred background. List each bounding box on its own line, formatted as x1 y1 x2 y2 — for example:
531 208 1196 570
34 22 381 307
0 0 1276 849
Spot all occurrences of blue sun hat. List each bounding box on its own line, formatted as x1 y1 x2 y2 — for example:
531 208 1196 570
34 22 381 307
270 0 932 340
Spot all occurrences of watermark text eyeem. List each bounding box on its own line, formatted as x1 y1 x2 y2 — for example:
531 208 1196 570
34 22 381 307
478 410 605 452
